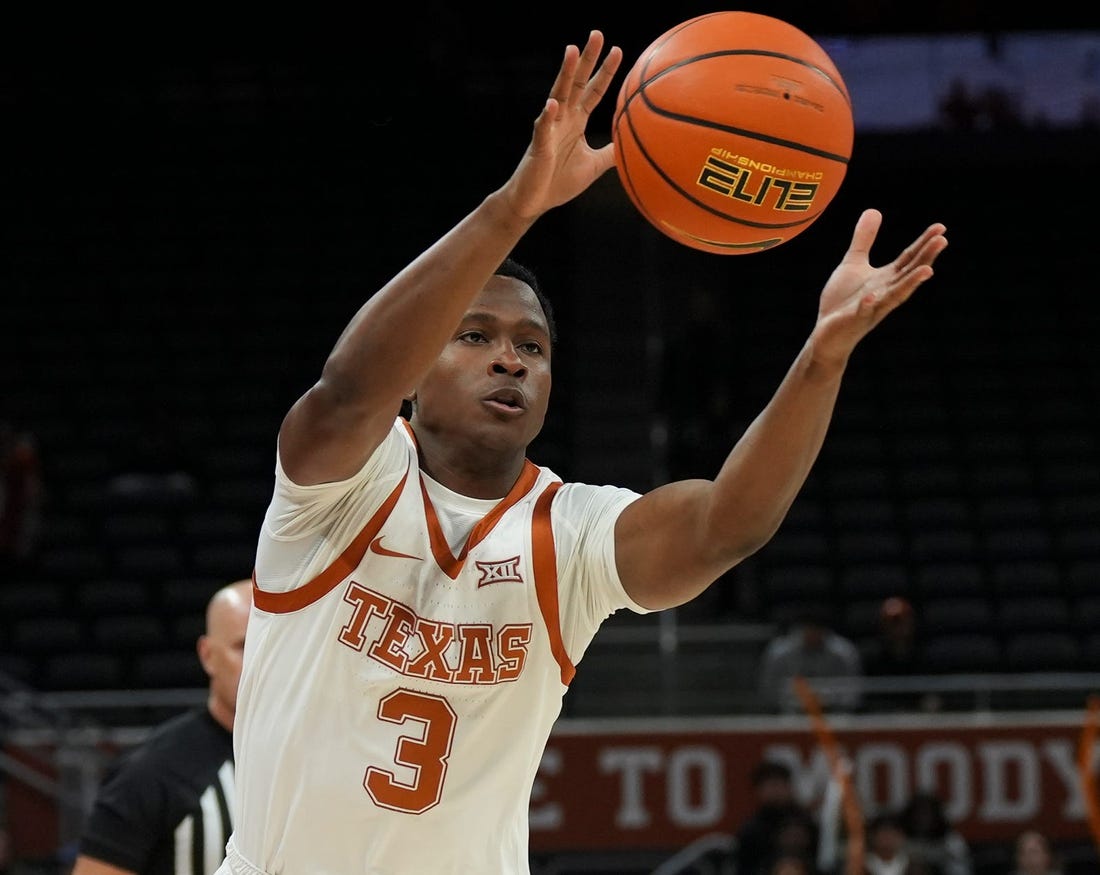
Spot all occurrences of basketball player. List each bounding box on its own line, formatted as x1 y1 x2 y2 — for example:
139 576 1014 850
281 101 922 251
73 579 251 875
218 30 947 874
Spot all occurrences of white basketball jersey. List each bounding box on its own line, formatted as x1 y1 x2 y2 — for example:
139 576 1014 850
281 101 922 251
221 419 643 875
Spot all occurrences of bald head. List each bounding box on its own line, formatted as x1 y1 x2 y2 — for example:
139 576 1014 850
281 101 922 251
206 578 252 637
198 578 253 731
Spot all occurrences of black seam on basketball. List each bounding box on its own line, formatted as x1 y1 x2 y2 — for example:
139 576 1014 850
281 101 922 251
640 49 851 108
615 108 816 233
644 11 736 60
676 233 785 252
631 81 850 164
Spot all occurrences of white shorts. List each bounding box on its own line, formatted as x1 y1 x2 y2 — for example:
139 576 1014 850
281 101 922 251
214 839 269 875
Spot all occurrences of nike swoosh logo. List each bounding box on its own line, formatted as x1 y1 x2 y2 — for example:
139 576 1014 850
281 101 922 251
368 536 422 561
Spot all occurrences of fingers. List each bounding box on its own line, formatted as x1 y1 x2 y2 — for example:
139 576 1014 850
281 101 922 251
573 31 606 93
895 221 949 273
548 31 622 115
845 208 882 262
578 34 623 115
849 209 948 277
880 228 947 310
547 43 581 108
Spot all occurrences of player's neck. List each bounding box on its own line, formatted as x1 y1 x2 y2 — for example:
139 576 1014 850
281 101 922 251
414 435 527 500
411 424 530 499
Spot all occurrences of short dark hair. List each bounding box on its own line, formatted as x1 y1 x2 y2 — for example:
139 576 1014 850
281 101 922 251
496 256 557 345
751 759 792 786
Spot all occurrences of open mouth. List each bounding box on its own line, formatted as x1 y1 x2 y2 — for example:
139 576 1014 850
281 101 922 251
484 388 526 411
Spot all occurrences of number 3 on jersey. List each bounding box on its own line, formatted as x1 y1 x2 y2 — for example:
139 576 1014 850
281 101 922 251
365 689 458 813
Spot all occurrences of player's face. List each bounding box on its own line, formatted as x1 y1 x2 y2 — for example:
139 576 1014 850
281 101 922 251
412 276 552 453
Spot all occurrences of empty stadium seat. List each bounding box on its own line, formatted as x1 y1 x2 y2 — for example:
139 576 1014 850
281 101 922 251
921 597 995 635
836 530 906 563
0 579 66 620
983 526 1053 562
160 577 226 612
909 529 979 563
1003 632 1080 672
913 562 986 600
91 615 167 652
842 599 887 640
902 497 972 529
100 511 173 547
190 541 257 578
76 579 152 616
761 565 834 606
1066 560 1100 597
837 563 910 602
996 597 1072 635
132 649 207 689
988 560 1062 598
115 543 187 580
921 633 1002 673
43 652 125 691
12 617 85 654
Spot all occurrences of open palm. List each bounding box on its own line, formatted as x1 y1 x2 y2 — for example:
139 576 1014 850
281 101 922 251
813 208 948 366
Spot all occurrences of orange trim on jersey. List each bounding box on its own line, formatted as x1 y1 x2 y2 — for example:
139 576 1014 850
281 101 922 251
531 482 574 686
421 460 542 580
253 470 409 614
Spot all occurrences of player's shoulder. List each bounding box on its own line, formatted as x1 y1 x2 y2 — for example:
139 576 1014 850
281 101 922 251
550 479 642 513
542 479 642 545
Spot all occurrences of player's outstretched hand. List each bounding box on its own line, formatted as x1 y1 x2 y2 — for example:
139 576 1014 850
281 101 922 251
811 208 948 368
499 31 623 223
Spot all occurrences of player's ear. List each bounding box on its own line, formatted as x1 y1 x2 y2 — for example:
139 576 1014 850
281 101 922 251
196 635 215 677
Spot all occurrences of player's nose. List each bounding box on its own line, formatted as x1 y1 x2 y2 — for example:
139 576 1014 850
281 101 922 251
489 345 527 377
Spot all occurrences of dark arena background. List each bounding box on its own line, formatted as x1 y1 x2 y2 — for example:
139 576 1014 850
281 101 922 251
2 4 1100 873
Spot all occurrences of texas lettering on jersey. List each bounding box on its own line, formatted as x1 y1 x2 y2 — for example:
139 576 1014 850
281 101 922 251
338 582 532 684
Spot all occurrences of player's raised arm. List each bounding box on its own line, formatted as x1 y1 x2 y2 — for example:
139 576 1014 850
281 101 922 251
277 32 623 487
615 209 948 611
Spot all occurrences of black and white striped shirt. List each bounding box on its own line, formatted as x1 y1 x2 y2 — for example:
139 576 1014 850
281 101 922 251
78 707 234 875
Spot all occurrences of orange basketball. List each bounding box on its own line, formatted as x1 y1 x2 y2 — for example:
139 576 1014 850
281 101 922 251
612 11 854 255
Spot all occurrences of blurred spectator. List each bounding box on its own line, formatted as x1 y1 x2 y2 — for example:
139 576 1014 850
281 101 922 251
899 790 973 875
758 607 863 713
817 773 928 875
1010 829 1062 875
767 808 821 875
939 78 981 131
0 419 43 570
0 814 9 875
861 812 924 875
859 597 941 713
770 850 820 875
732 759 820 875
981 85 1024 130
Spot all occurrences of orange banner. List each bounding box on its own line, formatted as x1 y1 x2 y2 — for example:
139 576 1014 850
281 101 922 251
529 711 1099 851
8 711 1100 855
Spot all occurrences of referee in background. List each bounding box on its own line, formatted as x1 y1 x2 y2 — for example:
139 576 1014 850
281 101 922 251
71 578 252 875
